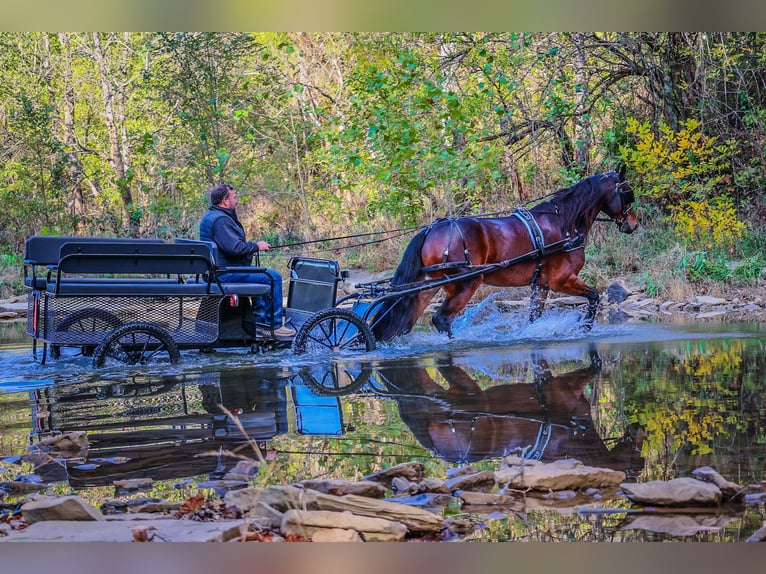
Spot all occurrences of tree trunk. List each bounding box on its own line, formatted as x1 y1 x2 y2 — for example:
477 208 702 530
57 33 91 232
572 32 591 173
91 32 134 231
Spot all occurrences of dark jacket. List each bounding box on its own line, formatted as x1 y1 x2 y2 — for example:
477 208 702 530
199 205 259 267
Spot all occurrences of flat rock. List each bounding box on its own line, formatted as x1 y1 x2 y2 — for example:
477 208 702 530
691 466 745 501
281 509 406 542
620 477 722 506
22 495 103 524
0 518 247 542
364 461 425 487
456 490 523 509
444 470 496 493
620 513 739 536
495 458 626 491
298 478 386 498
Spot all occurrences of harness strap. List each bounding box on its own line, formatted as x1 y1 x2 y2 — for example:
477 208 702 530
523 419 553 461
439 218 473 268
512 208 546 258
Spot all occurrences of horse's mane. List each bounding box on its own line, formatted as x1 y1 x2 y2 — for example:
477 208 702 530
532 172 615 233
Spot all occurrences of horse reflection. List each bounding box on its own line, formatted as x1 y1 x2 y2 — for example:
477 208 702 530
376 348 645 478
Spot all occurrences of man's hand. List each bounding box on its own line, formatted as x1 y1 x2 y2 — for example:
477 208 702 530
256 240 271 251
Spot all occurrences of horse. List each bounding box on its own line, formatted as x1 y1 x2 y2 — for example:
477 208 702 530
371 165 638 341
375 346 645 477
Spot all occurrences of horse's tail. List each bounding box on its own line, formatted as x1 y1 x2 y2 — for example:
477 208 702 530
371 227 430 342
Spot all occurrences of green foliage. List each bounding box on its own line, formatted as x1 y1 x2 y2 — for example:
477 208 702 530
678 251 733 283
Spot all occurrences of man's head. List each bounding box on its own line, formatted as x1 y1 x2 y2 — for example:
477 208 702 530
209 184 238 209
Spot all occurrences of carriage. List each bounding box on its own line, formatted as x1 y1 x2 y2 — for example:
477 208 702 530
23 168 637 367
23 236 379 366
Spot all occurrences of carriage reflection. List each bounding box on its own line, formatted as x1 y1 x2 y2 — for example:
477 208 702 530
27 366 346 488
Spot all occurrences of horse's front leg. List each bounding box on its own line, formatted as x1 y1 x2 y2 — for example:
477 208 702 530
529 284 549 323
582 286 600 329
553 275 600 329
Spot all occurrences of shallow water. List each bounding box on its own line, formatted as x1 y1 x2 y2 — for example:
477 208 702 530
1 309 764 541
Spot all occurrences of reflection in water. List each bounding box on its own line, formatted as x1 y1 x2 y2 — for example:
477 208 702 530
346 346 644 478
26 367 345 488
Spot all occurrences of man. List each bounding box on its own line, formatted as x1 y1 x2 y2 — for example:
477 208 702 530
199 183 295 338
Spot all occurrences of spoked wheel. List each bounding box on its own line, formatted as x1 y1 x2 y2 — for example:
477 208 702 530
92 322 180 367
50 308 122 359
292 308 376 355
298 363 373 397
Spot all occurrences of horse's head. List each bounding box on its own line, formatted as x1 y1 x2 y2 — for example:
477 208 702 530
601 164 638 234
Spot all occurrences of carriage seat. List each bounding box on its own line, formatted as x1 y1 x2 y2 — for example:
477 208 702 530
37 238 271 298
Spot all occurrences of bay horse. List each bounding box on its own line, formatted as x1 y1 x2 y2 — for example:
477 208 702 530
371 165 637 341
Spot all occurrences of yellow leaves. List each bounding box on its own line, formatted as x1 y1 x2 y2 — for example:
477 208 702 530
671 195 746 250
621 117 734 204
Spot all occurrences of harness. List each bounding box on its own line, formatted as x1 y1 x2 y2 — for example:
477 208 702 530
422 218 473 273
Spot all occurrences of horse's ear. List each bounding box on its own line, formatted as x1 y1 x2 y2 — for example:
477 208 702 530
616 161 627 181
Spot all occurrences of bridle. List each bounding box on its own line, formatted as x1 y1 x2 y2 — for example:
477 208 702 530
597 177 635 228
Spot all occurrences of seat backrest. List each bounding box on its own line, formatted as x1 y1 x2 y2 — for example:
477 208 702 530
174 238 220 268
287 257 341 312
24 235 167 289
57 241 213 276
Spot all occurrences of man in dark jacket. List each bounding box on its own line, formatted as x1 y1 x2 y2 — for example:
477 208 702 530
199 183 295 338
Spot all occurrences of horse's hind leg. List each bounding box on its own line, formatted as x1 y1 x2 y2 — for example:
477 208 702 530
431 277 482 338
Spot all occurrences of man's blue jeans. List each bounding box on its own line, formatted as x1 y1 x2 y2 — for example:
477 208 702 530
218 269 285 327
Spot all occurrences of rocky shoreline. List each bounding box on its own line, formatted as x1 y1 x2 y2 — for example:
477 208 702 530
2 432 765 543
2 449 764 542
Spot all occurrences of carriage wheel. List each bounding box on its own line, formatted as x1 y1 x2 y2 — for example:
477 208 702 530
299 364 373 397
292 308 376 355
92 322 180 367
50 308 122 359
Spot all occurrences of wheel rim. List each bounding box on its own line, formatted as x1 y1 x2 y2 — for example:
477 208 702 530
107 331 171 365
304 317 367 352
94 323 180 367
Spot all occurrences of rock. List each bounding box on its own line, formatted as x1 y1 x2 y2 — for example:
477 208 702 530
21 495 103 524
390 476 414 494
0 301 27 315
364 461 425 487
416 476 451 494
383 493 452 508
32 431 89 452
695 296 727 306
620 477 722 506
312 491 445 532
691 466 745 501
456 490 522 509
621 513 739 536
446 465 477 478
606 282 630 304
281 509 406 542
309 528 363 542
0 518 247 542
223 460 259 482
225 485 318 514
746 524 766 542
495 458 626 491
298 478 386 498
444 470 496 493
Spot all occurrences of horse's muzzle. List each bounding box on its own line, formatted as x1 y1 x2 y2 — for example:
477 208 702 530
619 219 638 234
